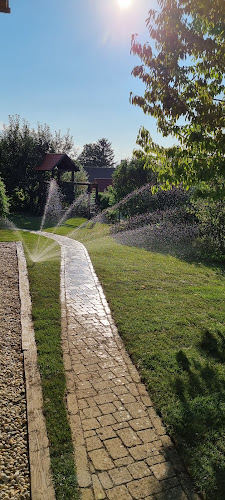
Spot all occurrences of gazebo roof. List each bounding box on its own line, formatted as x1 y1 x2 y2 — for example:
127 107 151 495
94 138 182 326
34 153 79 172
0 0 10 13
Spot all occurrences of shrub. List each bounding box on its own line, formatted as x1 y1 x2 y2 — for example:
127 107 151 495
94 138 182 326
0 177 10 217
191 200 225 258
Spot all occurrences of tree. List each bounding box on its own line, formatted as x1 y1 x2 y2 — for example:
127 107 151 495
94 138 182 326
0 177 9 217
112 157 156 201
130 0 225 195
0 115 75 212
79 138 115 168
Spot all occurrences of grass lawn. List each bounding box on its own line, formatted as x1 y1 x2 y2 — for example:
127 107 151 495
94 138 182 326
71 222 225 500
0 228 79 500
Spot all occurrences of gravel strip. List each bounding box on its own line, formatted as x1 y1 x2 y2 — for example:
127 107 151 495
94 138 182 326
0 243 30 499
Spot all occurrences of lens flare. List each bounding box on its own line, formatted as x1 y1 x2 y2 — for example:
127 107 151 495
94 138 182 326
117 0 132 9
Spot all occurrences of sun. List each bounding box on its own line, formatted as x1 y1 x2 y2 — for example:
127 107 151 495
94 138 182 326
117 0 132 9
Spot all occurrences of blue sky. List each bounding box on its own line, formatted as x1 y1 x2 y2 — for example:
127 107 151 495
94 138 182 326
0 0 173 162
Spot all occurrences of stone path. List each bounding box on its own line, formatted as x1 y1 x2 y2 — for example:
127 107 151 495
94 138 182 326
40 232 199 500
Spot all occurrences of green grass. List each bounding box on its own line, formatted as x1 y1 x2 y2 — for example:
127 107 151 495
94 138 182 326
71 224 225 500
0 229 79 500
45 217 87 236
10 212 87 234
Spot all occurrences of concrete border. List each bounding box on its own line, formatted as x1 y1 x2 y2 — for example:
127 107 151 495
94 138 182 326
16 241 56 500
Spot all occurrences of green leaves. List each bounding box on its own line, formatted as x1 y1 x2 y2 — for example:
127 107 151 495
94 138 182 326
131 0 225 195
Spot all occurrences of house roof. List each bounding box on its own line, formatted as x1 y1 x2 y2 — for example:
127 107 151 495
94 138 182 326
93 178 113 192
34 153 79 172
84 167 115 182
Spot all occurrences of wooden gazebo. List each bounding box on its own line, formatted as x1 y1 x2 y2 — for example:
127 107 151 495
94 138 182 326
0 0 10 13
34 153 79 182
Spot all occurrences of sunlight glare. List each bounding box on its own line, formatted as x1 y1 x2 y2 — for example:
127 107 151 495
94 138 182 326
117 0 132 9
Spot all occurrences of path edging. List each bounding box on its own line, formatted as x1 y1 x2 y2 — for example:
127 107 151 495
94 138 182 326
16 241 56 500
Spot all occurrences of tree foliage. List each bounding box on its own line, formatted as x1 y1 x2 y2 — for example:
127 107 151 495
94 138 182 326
79 138 115 168
0 115 75 212
0 177 10 217
112 158 156 201
131 0 225 195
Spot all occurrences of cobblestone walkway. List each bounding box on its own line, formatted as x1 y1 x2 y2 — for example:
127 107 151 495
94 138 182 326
40 232 199 500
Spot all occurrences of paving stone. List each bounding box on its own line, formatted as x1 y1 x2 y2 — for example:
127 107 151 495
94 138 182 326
112 385 128 396
118 393 137 404
114 456 134 467
160 476 180 490
146 455 167 467
151 417 167 436
124 402 147 419
97 414 117 427
126 383 139 397
160 434 174 449
92 474 106 499
113 377 129 386
129 444 151 460
86 396 98 407
77 380 93 390
108 466 132 485
82 407 102 419
99 403 116 415
104 437 128 459
94 394 116 405
128 461 152 479
84 430 96 438
113 400 125 410
82 418 100 431
106 485 132 500
113 410 132 423
94 381 115 391
137 429 158 443
151 461 175 480
98 472 113 490
101 371 116 381
77 399 88 410
117 427 142 447
112 421 129 431
130 417 153 431
137 383 147 395
70 414 85 446
86 436 103 451
76 445 91 487
127 476 161 498
80 488 94 500
97 426 117 441
89 449 114 471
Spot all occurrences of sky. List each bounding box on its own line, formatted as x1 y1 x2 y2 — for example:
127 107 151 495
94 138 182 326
0 0 173 163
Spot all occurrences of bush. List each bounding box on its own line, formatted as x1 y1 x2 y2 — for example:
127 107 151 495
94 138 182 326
191 200 225 258
0 177 10 217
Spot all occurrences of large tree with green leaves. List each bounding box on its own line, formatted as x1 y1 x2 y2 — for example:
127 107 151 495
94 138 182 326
79 138 115 168
0 115 75 212
130 0 225 196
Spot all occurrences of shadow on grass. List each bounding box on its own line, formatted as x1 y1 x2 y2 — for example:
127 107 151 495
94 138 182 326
10 213 42 231
171 334 225 499
199 329 225 363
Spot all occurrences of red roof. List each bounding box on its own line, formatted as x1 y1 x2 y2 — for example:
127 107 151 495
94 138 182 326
94 178 113 192
34 153 78 172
